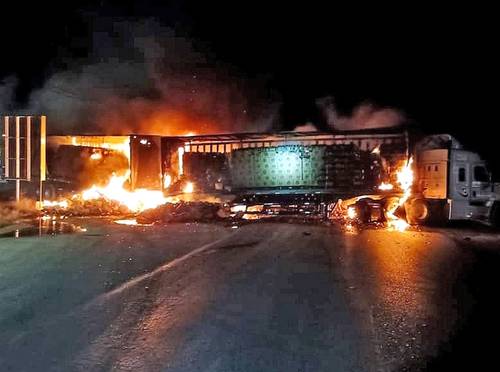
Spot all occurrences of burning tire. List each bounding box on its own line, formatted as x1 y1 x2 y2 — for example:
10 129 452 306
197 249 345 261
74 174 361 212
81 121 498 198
353 198 385 223
405 198 429 225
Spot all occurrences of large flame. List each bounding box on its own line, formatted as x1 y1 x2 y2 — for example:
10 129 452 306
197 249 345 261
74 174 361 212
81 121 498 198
79 171 168 212
384 157 414 231
43 171 169 213
77 171 167 212
67 136 131 161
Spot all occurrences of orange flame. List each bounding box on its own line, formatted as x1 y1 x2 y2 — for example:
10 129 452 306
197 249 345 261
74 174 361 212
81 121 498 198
44 171 169 213
183 182 194 194
378 182 394 191
163 173 172 189
347 206 357 219
90 152 102 160
79 171 168 212
385 157 414 231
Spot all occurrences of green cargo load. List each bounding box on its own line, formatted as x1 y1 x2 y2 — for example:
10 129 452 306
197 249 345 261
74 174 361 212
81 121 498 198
230 146 326 188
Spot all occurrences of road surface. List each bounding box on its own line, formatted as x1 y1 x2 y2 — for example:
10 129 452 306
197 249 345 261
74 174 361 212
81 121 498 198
1 219 500 371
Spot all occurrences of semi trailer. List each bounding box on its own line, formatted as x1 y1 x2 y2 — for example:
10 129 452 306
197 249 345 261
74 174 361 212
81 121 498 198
209 131 500 225
35 129 500 225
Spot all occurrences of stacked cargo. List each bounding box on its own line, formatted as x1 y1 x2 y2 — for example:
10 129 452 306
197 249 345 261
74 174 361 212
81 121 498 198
230 146 325 189
321 144 373 190
183 152 228 190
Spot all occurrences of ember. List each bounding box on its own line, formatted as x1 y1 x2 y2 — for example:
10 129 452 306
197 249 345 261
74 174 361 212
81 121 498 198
347 206 357 219
137 201 223 224
378 182 394 191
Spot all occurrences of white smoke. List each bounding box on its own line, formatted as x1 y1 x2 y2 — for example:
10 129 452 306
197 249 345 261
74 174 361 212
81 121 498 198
293 123 318 132
317 96 406 131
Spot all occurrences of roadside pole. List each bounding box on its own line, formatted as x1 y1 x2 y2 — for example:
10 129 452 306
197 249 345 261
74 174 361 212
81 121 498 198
1 115 46 206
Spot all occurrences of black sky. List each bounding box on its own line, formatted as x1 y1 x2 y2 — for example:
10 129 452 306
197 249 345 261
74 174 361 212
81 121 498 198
1 1 498 165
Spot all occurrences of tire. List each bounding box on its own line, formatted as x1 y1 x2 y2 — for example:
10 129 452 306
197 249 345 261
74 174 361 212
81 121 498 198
354 198 373 223
406 198 429 225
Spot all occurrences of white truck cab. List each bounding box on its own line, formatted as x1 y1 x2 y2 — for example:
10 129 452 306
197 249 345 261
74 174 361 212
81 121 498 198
407 134 499 225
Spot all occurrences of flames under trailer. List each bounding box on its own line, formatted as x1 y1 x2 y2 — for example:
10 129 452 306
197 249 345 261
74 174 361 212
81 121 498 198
45 129 500 225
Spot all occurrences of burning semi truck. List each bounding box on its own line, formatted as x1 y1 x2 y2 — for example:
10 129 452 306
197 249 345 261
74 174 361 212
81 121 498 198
334 133 500 228
41 129 500 227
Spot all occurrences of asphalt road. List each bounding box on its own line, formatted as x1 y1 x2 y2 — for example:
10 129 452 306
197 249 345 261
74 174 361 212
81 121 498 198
1 219 500 371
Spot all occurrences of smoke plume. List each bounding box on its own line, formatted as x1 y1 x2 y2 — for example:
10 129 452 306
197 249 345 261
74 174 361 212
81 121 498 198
317 96 406 131
12 17 281 135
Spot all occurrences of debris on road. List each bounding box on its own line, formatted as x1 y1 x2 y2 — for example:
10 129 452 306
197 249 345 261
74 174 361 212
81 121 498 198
43 198 131 216
137 201 226 224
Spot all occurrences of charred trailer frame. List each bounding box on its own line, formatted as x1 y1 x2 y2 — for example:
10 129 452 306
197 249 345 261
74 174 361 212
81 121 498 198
160 129 410 197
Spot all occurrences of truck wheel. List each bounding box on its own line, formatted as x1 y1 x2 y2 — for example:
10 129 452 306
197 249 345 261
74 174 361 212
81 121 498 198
406 198 429 225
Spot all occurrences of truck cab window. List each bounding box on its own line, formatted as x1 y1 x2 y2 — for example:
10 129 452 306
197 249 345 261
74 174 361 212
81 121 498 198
459 167 466 182
474 166 489 182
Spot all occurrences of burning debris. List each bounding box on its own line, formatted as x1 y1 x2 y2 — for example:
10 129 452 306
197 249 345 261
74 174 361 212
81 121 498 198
137 201 226 224
28 125 434 233
42 171 168 215
330 157 415 232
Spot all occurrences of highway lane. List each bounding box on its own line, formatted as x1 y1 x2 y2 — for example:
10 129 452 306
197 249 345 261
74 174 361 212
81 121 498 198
1 219 499 371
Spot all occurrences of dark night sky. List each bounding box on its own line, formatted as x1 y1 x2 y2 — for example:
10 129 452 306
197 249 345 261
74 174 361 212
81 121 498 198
1 1 498 167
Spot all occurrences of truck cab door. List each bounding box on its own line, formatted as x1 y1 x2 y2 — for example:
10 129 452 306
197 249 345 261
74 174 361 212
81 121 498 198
447 161 470 220
449 154 492 221
470 163 492 201
450 162 470 201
